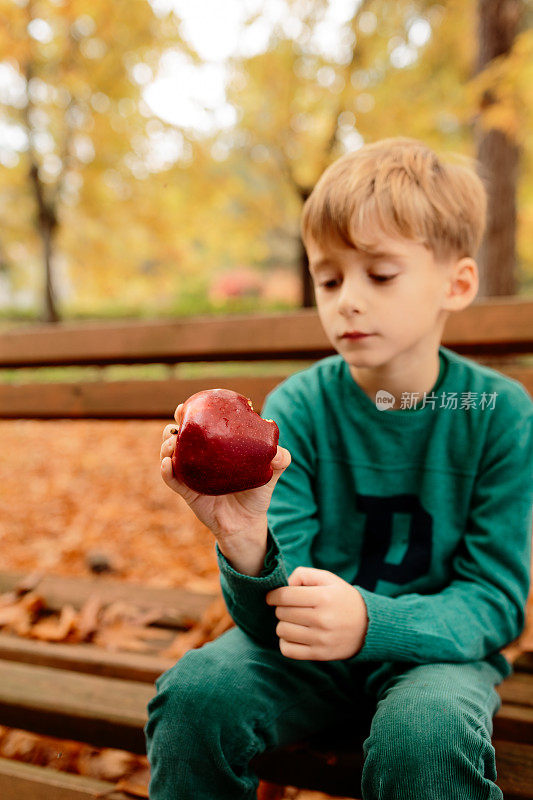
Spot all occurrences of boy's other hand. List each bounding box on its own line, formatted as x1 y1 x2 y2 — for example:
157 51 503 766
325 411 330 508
266 567 368 661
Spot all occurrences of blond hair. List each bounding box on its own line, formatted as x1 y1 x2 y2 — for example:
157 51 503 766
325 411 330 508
300 137 488 263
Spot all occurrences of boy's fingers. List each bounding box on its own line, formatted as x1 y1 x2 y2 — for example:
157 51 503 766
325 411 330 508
159 436 176 460
162 423 179 441
161 457 200 505
161 456 175 481
161 457 185 496
174 403 184 424
272 446 291 470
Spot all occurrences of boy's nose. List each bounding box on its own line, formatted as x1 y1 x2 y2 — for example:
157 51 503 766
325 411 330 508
336 275 367 316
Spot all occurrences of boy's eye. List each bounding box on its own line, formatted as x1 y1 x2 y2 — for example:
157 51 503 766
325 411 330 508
319 275 396 288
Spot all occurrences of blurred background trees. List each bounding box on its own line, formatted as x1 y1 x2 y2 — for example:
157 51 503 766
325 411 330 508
0 0 532 322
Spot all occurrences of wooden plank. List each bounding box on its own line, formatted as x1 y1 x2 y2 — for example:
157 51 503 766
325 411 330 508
0 374 292 419
0 633 175 683
0 757 130 800
492 740 533 799
442 297 533 354
0 364 531 419
498 672 533 708
0 660 152 754
493 704 533 743
515 651 533 673
0 310 331 368
1 298 532 369
0 571 218 629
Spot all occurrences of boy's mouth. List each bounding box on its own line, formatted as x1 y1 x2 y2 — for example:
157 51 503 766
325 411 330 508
341 331 373 339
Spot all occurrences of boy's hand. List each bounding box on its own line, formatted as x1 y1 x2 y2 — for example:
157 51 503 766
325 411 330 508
159 404 291 541
266 567 368 661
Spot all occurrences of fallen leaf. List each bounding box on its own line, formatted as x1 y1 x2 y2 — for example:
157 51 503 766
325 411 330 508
0 591 45 635
72 592 104 642
93 622 169 653
0 729 41 762
30 604 78 641
99 600 164 628
77 747 138 781
112 765 151 798
161 595 234 659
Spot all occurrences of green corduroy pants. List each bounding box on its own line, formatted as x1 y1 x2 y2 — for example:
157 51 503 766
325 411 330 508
144 626 511 799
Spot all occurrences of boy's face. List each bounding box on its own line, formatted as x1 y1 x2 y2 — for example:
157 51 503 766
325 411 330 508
306 226 475 372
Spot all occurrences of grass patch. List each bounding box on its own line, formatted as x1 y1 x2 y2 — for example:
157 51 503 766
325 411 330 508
0 296 301 328
0 360 315 385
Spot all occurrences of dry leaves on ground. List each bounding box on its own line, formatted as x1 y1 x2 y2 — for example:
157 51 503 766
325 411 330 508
0 420 220 592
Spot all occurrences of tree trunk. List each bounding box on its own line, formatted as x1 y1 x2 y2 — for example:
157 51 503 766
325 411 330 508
29 162 60 323
475 0 524 298
299 237 315 308
43 221 59 323
475 130 519 297
298 186 316 308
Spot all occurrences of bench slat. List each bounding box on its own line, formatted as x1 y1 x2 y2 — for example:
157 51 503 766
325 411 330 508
0 757 130 800
514 651 533 673
0 633 175 683
1 299 532 369
490 740 533 800
0 365 531 419
0 310 328 367
498 673 533 708
0 660 151 754
492 704 533 743
0 570 217 629
0 374 291 419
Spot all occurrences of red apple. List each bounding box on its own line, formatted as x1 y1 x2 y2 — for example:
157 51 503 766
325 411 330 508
171 388 279 495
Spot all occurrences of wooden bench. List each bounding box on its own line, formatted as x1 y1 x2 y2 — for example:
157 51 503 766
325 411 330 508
0 295 532 799
0 570 530 800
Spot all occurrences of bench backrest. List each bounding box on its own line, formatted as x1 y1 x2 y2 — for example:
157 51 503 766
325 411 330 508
1 297 531 418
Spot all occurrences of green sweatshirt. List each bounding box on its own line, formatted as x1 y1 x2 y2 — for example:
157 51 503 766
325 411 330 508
215 345 533 667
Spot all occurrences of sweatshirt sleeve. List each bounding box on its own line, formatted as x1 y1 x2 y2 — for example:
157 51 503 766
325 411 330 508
350 393 533 664
215 382 320 647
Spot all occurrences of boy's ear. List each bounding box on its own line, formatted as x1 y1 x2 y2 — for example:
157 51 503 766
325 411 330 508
442 257 479 312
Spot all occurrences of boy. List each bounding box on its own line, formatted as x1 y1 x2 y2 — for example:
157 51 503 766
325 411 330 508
146 137 533 799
